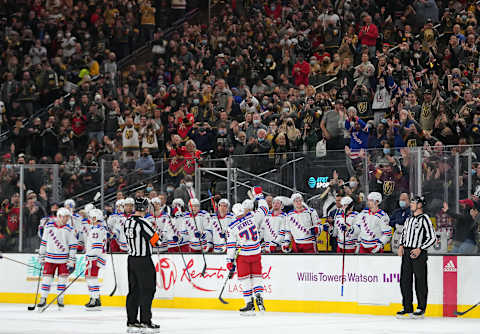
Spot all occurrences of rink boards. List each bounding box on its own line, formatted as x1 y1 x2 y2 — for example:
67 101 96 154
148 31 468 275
0 253 479 318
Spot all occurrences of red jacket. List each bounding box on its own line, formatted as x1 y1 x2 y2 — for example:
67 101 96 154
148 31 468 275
292 61 310 86
358 24 378 46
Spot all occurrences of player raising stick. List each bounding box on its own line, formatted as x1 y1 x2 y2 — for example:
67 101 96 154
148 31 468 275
226 188 268 315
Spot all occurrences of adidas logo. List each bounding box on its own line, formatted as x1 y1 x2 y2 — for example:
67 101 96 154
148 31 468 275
444 260 457 272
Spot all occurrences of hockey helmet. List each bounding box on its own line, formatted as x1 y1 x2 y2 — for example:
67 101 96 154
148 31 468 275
232 203 244 217
218 198 230 207
290 193 303 202
64 199 76 209
115 199 125 208
189 198 200 208
151 197 162 205
367 192 382 204
89 209 103 222
124 197 135 205
410 195 426 206
172 198 185 208
242 199 254 211
57 207 72 218
341 196 353 207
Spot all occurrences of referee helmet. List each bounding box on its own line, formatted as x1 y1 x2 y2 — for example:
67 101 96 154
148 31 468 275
135 197 149 212
411 195 426 206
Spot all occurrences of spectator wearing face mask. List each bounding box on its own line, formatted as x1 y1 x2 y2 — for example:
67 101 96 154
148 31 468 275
389 193 411 254
135 148 155 176
174 175 196 205
214 122 233 159
246 113 267 139
345 107 369 159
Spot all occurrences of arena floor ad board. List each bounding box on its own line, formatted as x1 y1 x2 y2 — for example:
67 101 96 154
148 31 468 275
0 253 479 318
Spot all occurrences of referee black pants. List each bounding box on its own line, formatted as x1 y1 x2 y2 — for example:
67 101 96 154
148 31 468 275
127 256 156 324
400 248 428 312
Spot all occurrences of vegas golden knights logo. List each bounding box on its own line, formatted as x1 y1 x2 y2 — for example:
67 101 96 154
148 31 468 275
383 181 395 196
125 129 133 139
421 103 431 118
147 135 154 144
304 114 313 124
357 102 367 114
407 139 417 147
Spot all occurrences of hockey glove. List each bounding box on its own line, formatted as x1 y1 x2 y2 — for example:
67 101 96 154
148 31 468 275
281 243 291 253
194 231 203 239
219 232 226 240
339 224 347 232
226 261 236 279
310 226 319 236
172 235 179 243
371 243 383 254
67 259 75 274
253 186 264 200
322 224 330 232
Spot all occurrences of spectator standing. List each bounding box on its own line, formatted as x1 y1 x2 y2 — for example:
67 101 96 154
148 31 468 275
292 54 310 87
358 15 379 58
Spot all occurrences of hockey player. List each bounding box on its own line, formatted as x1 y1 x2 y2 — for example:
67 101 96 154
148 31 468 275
209 199 235 253
283 193 321 253
260 197 286 253
332 197 358 253
38 203 59 238
37 208 78 310
148 197 168 252
124 197 135 217
84 209 108 310
107 199 128 252
77 203 95 252
184 198 211 252
354 192 392 253
164 198 189 253
226 193 268 315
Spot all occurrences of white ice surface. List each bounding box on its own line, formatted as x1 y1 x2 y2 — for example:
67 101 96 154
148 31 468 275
0 304 479 334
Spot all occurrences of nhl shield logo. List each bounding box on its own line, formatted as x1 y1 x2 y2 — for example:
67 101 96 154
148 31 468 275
383 181 395 196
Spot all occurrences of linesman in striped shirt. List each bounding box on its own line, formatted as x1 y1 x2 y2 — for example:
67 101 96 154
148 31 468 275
397 195 436 319
124 197 160 333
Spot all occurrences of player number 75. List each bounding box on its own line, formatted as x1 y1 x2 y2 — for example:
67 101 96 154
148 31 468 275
239 226 258 241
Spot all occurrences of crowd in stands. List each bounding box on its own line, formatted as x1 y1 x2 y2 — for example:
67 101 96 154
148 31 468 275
2 0 480 253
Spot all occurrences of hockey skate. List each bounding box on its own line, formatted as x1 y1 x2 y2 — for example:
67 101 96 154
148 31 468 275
255 294 266 313
126 322 143 333
239 298 256 316
57 296 65 310
413 309 425 319
85 298 101 311
396 309 413 319
36 298 47 312
141 322 160 333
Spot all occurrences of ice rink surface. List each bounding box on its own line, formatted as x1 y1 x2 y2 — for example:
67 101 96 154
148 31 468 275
0 304 479 334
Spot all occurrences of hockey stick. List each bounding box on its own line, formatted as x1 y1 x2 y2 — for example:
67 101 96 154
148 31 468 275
0 253 43 271
218 249 240 304
108 245 117 296
341 213 347 297
454 302 480 316
188 201 207 276
27 264 43 311
41 270 84 313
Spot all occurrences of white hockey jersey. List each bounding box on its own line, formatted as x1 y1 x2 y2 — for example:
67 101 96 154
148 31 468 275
353 209 392 249
147 213 169 252
163 212 188 250
226 201 268 260
39 220 78 264
209 213 235 253
184 210 211 251
260 211 286 251
284 208 321 245
38 215 55 238
85 222 108 267
74 216 91 251
332 211 359 250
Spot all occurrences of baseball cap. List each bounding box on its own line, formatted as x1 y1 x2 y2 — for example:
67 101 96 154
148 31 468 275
459 199 474 208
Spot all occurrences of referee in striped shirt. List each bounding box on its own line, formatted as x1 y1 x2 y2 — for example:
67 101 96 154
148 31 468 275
124 197 160 332
396 195 436 319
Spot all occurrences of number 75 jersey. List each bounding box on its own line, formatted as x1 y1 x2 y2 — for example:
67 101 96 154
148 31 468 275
226 212 262 260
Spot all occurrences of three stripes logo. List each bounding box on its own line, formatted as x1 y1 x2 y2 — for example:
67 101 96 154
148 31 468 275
443 260 457 272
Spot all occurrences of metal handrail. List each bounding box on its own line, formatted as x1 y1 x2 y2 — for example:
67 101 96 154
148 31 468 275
236 168 306 194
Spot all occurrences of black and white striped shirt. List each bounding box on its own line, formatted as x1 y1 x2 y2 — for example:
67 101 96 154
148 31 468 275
124 215 159 257
400 213 436 250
